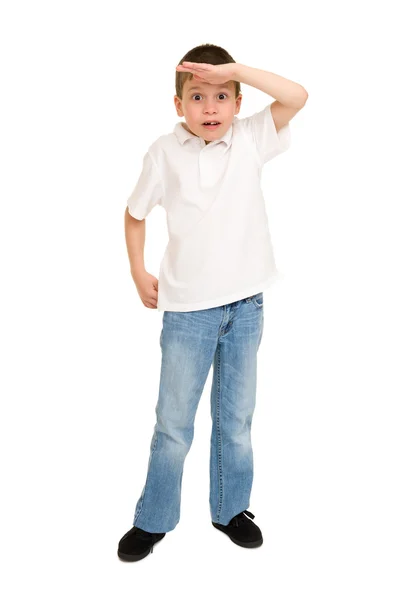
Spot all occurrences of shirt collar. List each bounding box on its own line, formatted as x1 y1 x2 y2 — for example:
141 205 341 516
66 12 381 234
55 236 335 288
173 119 235 149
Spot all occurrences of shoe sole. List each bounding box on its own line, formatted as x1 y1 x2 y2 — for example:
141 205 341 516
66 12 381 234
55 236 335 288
212 522 263 548
117 534 166 562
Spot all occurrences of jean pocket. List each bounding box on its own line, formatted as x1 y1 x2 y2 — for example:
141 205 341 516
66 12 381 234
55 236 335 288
250 292 263 308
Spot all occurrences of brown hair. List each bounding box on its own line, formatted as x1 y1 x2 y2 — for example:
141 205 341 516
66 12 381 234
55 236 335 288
175 43 241 100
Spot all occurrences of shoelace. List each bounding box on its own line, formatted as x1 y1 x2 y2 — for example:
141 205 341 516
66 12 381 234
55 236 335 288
230 509 255 528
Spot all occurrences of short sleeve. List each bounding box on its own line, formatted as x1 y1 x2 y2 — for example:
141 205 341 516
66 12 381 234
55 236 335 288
127 151 163 220
240 102 291 165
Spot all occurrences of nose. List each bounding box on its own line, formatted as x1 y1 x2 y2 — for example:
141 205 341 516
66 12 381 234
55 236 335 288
203 100 217 114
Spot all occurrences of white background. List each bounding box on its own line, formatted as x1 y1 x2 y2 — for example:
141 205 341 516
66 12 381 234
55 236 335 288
1 1 399 598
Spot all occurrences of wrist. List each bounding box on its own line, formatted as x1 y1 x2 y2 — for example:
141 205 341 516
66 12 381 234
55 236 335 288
131 264 146 280
232 63 244 82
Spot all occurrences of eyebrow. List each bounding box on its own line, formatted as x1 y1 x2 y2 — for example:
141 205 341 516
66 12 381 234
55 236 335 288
186 86 231 93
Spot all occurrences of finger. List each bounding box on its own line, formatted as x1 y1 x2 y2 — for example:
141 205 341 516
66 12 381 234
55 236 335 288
176 66 202 72
183 61 210 69
178 63 209 71
145 301 157 309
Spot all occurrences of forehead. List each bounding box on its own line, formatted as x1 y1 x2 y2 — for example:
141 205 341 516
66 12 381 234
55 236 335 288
183 79 236 94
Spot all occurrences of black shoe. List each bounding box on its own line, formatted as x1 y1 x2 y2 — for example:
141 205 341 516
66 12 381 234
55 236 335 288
212 510 263 548
117 526 166 562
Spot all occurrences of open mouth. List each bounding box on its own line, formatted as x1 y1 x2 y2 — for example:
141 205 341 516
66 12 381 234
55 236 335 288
202 122 221 130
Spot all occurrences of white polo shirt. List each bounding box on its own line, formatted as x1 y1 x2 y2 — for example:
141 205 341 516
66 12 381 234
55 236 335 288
127 103 291 312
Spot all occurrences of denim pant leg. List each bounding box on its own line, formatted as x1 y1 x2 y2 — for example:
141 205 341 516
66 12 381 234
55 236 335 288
209 292 264 525
133 308 219 533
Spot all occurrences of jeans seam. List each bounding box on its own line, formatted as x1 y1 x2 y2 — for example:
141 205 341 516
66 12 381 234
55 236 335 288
216 344 224 522
134 430 159 524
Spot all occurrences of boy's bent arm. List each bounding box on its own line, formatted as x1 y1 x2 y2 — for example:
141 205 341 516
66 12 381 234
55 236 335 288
124 207 146 280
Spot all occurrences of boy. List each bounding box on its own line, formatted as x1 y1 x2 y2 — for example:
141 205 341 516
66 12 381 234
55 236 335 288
118 44 307 562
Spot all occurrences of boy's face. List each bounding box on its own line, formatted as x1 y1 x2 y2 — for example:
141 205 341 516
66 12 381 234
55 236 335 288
174 78 242 144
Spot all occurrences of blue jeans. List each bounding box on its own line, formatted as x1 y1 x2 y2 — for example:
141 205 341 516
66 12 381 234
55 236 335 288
133 292 264 532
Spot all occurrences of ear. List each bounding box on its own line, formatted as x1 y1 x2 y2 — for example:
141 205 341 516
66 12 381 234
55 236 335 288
235 93 243 115
174 95 184 117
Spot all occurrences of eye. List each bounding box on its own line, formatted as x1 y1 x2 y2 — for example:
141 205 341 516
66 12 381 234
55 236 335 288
191 93 228 101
